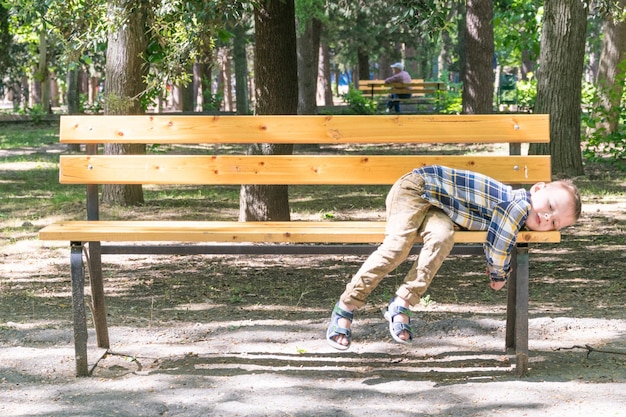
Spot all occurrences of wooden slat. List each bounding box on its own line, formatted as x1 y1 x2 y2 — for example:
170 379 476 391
358 79 441 87
59 114 550 145
359 88 437 96
39 221 561 243
358 80 445 95
59 154 551 185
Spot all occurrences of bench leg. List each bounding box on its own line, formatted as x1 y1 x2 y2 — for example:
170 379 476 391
506 249 517 350
86 242 110 349
70 242 89 377
512 244 529 377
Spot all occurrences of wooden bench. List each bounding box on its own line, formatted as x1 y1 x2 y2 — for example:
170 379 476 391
357 79 446 112
39 114 557 377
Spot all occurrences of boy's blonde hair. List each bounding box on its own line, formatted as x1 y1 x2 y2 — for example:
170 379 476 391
551 179 582 222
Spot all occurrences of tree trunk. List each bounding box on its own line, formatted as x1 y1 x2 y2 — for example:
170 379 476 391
66 68 79 114
592 0 626 135
239 0 298 222
530 0 588 177
37 24 51 113
66 68 80 152
297 17 322 115
180 65 195 112
357 49 369 81
319 43 333 106
101 0 149 206
233 23 250 115
462 0 494 114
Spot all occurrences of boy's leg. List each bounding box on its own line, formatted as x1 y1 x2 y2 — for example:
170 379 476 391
339 172 430 308
395 207 455 305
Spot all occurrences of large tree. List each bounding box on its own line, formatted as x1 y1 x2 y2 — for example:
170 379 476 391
462 0 494 114
530 0 589 177
239 0 298 221
101 0 150 205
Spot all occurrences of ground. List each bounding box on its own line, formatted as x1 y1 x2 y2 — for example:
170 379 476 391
0 144 625 416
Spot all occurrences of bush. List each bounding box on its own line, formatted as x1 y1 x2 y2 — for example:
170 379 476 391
581 81 626 170
341 87 377 115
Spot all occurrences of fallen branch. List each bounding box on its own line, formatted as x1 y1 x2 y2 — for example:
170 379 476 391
555 344 626 358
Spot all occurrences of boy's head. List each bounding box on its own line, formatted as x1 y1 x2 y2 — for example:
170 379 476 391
525 179 581 231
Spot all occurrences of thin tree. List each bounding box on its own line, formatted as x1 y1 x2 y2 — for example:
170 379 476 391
239 0 298 221
101 0 150 205
462 0 494 114
530 0 589 177
592 0 626 136
297 15 322 115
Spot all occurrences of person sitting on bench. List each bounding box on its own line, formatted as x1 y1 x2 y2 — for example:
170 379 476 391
385 62 412 113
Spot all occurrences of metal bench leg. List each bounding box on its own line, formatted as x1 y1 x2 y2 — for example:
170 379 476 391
86 242 110 349
506 248 517 351
514 244 529 376
70 242 89 377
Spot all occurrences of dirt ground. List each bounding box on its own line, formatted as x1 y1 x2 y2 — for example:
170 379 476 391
1 158 625 416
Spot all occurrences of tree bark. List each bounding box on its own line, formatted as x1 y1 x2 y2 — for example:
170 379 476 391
593 1 626 135
239 0 298 222
101 0 149 206
297 17 322 115
530 0 588 177
233 23 250 115
462 0 494 114
66 68 81 152
319 43 333 106
38 22 51 113
357 49 369 81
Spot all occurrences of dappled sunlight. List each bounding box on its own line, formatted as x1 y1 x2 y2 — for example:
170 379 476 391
1 135 625 411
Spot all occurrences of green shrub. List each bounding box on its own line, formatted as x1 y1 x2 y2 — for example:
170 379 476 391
581 80 626 170
342 86 377 115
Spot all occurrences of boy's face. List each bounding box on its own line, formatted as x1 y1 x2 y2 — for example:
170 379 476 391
525 182 577 231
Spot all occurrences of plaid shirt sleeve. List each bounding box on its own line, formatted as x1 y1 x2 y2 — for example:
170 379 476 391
483 199 530 282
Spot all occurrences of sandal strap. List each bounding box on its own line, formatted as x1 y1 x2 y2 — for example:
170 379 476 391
333 303 354 322
390 321 413 340
388 302 412 319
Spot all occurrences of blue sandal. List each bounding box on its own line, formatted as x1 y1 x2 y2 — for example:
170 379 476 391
383 299 413 345
326 303 353 350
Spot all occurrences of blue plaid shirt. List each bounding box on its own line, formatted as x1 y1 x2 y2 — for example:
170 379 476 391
414 165 531 282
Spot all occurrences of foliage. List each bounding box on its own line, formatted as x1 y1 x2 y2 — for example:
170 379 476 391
515 73 537 111
79 93 103 114
392 0 453 34
295 0 327 33
202 88 224 112
581 81 626 170
493 0 542 68
341 86 377 115
145 0 247 102
431 85 461 114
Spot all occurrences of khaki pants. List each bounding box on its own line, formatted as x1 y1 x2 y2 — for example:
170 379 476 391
340 172 455 308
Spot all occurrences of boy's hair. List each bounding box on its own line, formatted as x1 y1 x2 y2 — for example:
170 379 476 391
552 179 582 221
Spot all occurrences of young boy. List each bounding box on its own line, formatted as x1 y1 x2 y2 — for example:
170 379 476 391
327 164 581 350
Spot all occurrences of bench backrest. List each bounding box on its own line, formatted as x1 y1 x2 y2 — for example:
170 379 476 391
357 80 446 96
58 114 550 187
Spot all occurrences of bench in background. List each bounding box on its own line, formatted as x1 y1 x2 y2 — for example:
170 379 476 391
39 114 556 377
357 80 446 112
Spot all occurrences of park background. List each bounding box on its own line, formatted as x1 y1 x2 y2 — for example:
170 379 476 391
1 1 625 416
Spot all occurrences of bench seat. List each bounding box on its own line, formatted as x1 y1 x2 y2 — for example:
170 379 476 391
41 220 560 244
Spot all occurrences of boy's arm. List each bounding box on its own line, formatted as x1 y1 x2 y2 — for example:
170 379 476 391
483 200 530 285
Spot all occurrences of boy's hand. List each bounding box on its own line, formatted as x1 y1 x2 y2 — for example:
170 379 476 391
487 267 506 291
490 280 506 291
